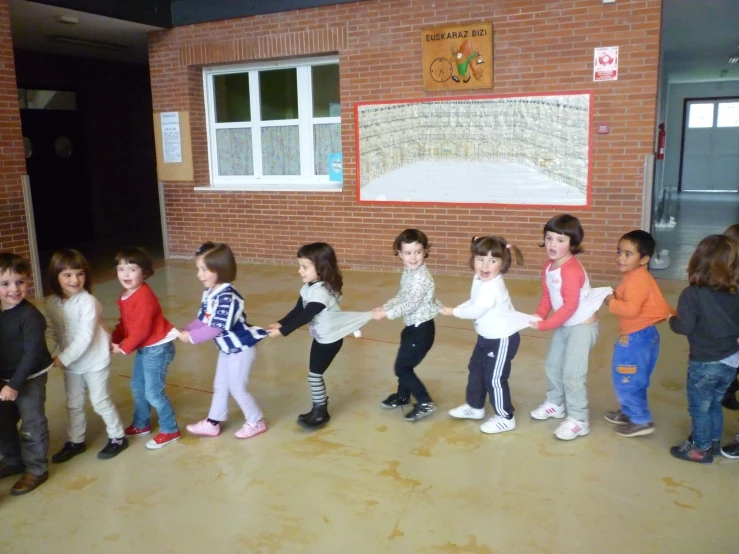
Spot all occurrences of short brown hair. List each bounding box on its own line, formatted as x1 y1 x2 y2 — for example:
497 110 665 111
0 252 31 278
114 247 154 279
195 242 236 283
725 224 739 243
469 236 524 274
393 229 430 258
47 249 92 297
687 235 739 293
541 214 584 254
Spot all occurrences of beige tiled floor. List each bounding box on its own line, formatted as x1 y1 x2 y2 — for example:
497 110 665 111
1 261 735 553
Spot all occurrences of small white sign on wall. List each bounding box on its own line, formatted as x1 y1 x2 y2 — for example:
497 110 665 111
594 46 619 82
160 112 182 163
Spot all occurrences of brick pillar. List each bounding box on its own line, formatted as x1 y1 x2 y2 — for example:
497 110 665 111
0 0 30 260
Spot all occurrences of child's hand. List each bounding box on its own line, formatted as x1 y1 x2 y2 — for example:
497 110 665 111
372 307 387 320
440 306 454 316
111 343 125 355
178 331 191 343
0 385 18 401
267 323 281 330
528 319 541 330
267 328 283 338
52 357 62 368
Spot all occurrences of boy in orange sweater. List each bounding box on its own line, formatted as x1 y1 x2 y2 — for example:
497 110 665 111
603 231 674 437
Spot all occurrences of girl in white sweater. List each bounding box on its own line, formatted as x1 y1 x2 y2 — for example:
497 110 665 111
441 236 532 434
46 249 128 462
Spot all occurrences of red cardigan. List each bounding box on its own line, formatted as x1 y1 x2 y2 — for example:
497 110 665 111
112 283 174 354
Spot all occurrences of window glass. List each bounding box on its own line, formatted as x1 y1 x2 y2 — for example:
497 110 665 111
18 89 76 110
259 68 298 121
214 74 250 123
688 103 714 128
717 102 739 128
312 64 340 118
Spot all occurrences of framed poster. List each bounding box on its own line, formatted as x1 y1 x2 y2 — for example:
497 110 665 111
355 92 593 208
422 23 493 91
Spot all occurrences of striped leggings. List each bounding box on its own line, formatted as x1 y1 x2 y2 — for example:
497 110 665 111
465 333 521 418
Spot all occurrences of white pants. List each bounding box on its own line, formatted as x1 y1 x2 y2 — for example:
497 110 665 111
208 348 263 424
64 368 125 443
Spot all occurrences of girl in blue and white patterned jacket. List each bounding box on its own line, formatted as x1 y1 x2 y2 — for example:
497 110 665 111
178 242 268 440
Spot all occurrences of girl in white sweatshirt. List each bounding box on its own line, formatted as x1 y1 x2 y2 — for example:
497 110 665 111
46 249 127 462
441 236 531 434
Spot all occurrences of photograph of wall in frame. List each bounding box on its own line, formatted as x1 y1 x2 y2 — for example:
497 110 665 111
355 92 592 207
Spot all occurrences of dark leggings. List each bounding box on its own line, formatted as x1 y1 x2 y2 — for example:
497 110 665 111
309 339 343 375
394 320 435 403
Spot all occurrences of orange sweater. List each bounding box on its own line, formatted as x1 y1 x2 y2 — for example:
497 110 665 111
608 266 675 335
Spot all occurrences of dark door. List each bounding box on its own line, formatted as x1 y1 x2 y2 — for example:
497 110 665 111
21 108 92 252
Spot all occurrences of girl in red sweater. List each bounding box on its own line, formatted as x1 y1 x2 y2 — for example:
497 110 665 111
111 247 181 450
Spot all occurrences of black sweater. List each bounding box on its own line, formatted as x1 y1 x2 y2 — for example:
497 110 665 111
0 300 53 390
669 286 739 362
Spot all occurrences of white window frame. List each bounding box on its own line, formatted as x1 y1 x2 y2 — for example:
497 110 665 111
201 55 341 192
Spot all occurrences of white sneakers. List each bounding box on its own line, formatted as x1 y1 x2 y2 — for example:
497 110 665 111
530 402 589 440
530 402 566 420
553 417 590 440
448 403 485 420
480 415 516 434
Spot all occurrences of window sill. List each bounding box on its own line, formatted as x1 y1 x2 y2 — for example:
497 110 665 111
194 184 344 193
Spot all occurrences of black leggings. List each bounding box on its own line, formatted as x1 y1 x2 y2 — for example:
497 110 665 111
394 320 435 403
309 339 343 375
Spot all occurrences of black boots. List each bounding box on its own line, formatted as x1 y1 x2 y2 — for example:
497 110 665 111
722 376 739 410
297 401 330 429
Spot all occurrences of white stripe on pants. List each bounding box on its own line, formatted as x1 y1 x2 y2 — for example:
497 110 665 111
208 348 263 424
64 367 125 443
491 336 510 418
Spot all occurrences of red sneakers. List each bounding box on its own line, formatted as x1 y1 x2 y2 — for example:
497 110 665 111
124 424 152 437
145 430 182 450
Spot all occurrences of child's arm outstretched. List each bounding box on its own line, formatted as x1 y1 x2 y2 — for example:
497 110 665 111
374 272 435 321
533 261 585 331
179 291 242 344
268 297 325 338
442 286 496 319
668 289 696 336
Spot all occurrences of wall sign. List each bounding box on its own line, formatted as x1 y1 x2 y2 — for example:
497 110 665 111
593 46 619 82
421 23 493 91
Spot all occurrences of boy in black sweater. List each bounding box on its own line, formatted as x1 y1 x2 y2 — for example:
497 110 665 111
0 253 52 494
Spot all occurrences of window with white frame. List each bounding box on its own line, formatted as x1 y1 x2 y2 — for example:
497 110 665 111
203 56 341 189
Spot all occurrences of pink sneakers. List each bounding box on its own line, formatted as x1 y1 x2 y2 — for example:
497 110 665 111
186 419 221 437
145 430 182 450
234 419 267 439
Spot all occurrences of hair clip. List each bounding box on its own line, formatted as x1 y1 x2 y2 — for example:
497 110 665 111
506 244 512 250
195 241 215 256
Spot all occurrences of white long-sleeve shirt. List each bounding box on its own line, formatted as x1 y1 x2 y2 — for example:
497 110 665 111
453 274 530 339
45 290 111 374
385 264 442 327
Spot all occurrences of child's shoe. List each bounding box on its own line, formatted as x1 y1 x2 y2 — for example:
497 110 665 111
145 430 182 450
97 437 129 460
380 393 410 409
720 440 739 459
124 424 152 437
616 422 654 437
186 419 221 437
235 419 267 439
403 402 436 422
670 439 713 464
448 403 485 420
10 471 48 496
554 417 590 440
297 403 330 428
51 441 87 464
530 402 566 420
603 409 630 425
480 415 516 434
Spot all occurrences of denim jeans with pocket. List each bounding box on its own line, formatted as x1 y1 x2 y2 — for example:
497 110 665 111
611 325 660 424
130 341 178 434
686 360 736 450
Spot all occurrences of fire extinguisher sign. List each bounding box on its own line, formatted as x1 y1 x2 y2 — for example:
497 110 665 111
593 46 619 82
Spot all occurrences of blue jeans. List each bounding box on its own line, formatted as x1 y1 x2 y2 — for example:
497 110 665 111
130 341 178 434
686 360 736 450
612 325 660 424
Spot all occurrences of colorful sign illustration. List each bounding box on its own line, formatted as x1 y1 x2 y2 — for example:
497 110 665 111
422 23 493 91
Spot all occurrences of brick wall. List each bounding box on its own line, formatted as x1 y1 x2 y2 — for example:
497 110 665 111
148 0 661 280
0 0 30 259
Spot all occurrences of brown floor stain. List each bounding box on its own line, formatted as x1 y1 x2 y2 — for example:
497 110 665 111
673 501 696 509
365 499 379 507
536 437 575 458
662 477 704 499
388 521 405 540
660 379 684 392
104 533 121 542
64 475 97 491
411 421 482 457
376 425 388 432
435 535 495 553
322 515 331 524
377 461 422 488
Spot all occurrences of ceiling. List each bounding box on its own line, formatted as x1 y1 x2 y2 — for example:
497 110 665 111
9 0 160 63
661 0 739 82
7 0 739 79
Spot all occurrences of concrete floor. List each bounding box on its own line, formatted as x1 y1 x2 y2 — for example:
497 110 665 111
0 261 735 553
